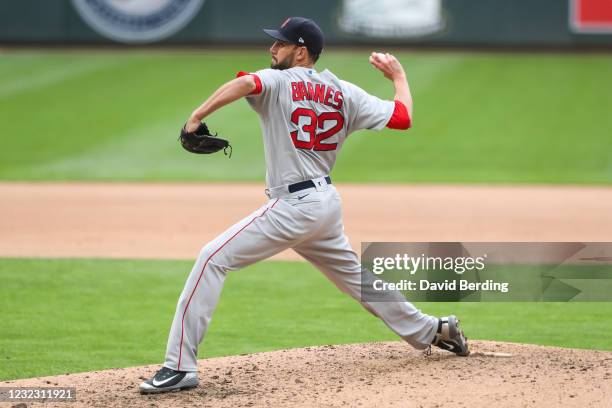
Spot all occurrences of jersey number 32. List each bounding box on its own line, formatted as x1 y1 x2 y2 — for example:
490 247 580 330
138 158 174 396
290 108 344 151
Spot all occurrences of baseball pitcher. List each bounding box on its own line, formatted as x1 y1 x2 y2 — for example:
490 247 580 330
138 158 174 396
140 17 469 394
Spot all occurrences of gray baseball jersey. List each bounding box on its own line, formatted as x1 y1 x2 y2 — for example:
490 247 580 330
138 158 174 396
163 65 437 372
247 67 395 188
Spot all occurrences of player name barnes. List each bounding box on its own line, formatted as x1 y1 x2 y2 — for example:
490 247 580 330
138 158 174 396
373 279 510 293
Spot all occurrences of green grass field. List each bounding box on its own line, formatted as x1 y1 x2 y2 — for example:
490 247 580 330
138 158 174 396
1 50 611 183
2 258 611 381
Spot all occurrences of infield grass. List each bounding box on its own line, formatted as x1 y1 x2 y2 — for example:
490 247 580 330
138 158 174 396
1 50 611 183
1 258 611 381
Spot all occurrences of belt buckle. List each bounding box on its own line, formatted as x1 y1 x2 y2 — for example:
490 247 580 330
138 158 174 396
313 177 327 192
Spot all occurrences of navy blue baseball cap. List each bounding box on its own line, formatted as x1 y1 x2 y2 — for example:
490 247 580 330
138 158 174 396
263 17 324 57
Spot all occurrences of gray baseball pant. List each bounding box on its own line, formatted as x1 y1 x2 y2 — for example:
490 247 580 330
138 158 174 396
164 183 437 372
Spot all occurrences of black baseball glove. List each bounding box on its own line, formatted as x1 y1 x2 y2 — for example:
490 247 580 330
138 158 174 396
179 122 232 157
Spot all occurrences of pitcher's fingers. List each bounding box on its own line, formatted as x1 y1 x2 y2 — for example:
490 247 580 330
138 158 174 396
369 56 383 68
371 61 386 71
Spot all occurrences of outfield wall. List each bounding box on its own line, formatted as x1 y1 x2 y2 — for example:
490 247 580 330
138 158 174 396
1 0 611 47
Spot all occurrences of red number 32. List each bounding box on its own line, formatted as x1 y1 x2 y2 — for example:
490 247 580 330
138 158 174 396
290 108 344 151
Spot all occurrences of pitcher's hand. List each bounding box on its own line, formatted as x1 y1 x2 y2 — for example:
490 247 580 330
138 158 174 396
369 52 406 81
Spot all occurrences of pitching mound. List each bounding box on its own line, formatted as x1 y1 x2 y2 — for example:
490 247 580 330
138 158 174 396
2 341 611 407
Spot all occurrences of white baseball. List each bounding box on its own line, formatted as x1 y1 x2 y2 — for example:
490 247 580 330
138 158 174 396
374 52 386 61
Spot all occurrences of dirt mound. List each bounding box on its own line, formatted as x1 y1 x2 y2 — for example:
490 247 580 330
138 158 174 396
2 341 611 407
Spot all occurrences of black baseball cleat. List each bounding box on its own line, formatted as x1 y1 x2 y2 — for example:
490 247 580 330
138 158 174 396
139 366 198 394
429 315 470 356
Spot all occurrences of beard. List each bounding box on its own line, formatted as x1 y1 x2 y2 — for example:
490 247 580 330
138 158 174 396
271 53 294 70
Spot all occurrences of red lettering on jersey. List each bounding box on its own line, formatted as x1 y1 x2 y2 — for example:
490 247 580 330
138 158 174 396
290 82 344 111
313 84 326 103
306 82 315 101
332 91 344 110
291 82 301 101
324 87 334 107
297 82 308 101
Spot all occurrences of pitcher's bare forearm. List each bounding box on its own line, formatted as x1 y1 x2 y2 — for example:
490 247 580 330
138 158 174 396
392 74 413 119
186 76 256 131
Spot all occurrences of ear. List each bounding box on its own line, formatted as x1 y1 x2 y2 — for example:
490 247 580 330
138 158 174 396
296 46 308 62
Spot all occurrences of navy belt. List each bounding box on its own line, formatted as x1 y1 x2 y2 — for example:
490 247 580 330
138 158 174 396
288 176 332 193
